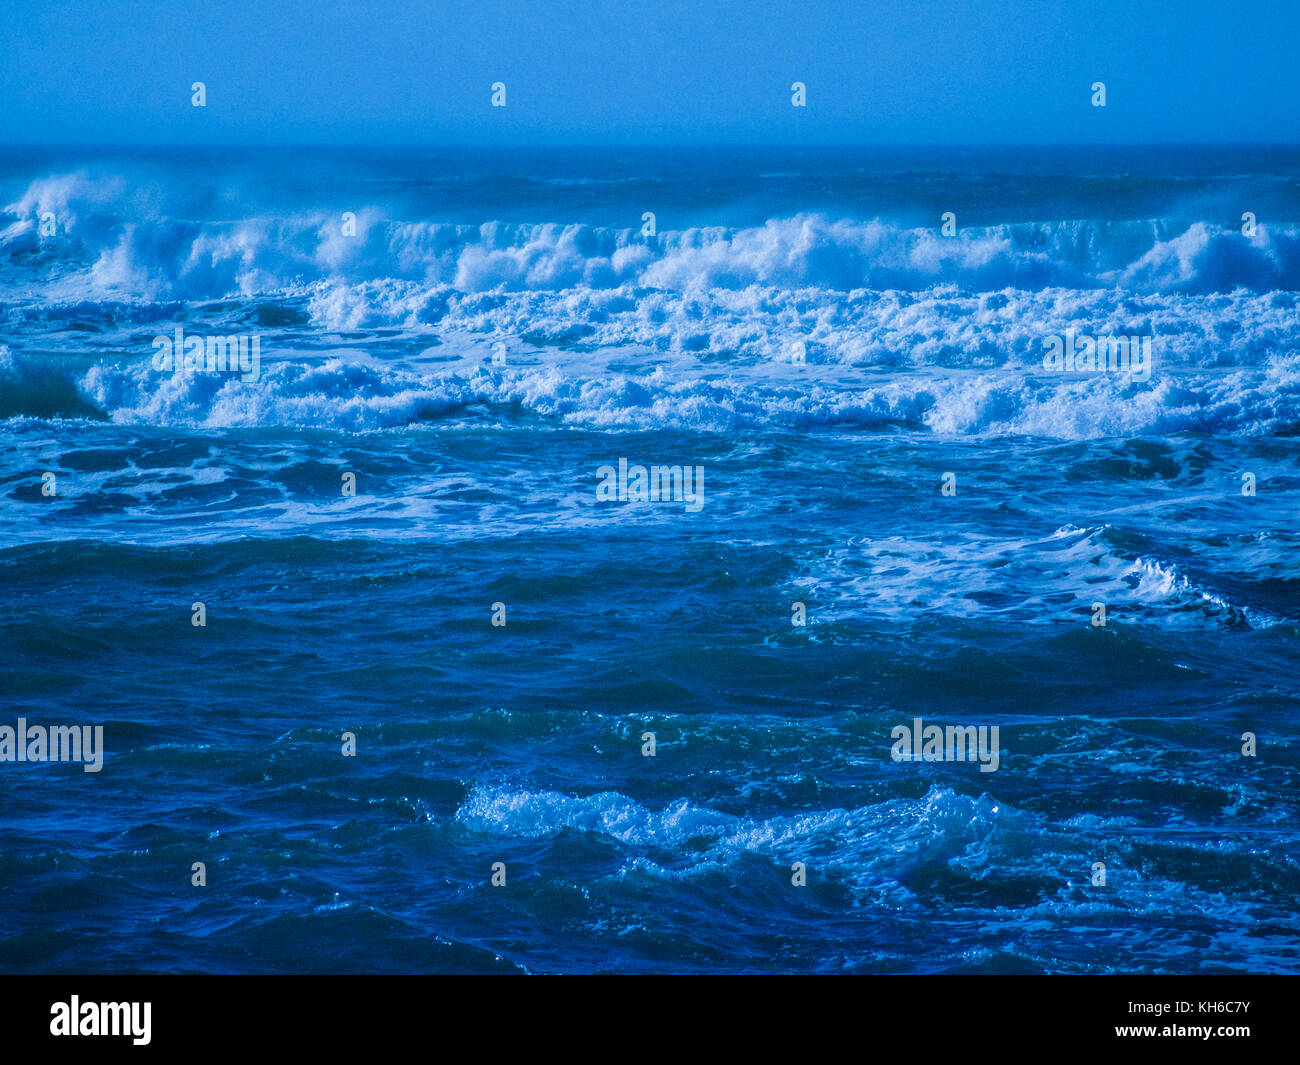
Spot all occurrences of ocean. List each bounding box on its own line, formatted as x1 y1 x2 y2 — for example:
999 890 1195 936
1 145 1297 973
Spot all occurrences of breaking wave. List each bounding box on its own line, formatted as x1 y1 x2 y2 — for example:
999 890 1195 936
5 171 1300 299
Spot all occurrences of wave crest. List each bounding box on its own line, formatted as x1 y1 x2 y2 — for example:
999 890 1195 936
5 172 1300 299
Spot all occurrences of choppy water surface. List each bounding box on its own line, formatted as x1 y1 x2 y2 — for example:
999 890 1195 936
1 146 1297 972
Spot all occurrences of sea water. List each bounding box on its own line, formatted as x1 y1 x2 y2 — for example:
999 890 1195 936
1 145 1297 973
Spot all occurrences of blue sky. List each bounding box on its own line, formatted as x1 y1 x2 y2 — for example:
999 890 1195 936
2 0 1297 145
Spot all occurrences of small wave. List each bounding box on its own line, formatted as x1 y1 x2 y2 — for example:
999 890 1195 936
793 524 1289 630
455 783 1025 899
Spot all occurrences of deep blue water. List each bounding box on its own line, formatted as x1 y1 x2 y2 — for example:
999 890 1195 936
1 146 1298 973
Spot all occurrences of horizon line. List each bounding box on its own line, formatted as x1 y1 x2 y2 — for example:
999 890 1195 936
4 139 1300 151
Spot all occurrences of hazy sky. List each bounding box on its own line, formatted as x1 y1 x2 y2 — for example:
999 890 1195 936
3 0 1297 145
